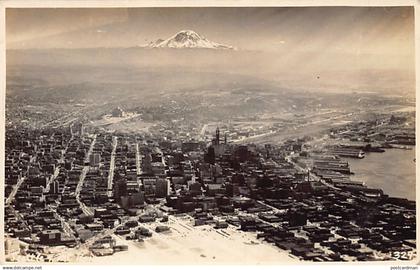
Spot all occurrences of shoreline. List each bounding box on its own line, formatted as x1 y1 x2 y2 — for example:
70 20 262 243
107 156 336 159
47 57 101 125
345 147 416 201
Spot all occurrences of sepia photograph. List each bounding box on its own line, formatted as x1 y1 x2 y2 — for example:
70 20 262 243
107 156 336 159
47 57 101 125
1 1 418 266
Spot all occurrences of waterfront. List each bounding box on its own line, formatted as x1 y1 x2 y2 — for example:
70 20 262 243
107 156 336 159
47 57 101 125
346 148 416 201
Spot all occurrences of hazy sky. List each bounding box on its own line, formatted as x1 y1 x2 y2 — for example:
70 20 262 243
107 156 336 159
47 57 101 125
6 7 414 56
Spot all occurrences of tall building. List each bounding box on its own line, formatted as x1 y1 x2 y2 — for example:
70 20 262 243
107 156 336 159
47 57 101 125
155 178 170 198
204 146 216 164
90 153 101 167
49 180 60 194
70 122 84 136
211 127 228 157
114 179 127 202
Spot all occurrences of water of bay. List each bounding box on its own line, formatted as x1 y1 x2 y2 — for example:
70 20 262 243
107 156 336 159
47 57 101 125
345 148 416 201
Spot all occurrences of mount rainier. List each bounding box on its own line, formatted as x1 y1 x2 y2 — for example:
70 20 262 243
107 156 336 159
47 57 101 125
143 30 236 50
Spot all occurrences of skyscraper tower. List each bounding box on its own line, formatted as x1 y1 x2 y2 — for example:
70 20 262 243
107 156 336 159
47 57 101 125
215 127 220 145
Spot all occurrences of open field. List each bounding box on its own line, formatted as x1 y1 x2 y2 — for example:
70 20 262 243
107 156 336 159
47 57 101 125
78 216 297 264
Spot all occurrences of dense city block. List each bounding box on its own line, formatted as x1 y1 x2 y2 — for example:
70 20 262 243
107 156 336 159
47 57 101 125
5 109 416 262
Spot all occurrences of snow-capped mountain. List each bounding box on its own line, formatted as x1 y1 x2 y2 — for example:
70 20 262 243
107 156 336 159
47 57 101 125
143 30 235 50
145 38 164 47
